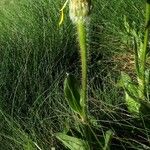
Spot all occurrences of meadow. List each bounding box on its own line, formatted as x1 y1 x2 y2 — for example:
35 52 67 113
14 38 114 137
0 0 149 149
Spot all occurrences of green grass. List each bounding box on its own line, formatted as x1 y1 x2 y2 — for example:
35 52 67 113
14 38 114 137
0 0 149 149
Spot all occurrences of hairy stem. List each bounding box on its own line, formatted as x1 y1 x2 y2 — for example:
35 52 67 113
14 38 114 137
76 20 88 123
76 19 92 149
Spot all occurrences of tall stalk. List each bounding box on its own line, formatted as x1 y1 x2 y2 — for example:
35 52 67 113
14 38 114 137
69 0 92 146
69 0 91 122
76 21 88 122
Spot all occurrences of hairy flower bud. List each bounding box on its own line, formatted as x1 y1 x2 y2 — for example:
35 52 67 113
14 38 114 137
69 0 92 23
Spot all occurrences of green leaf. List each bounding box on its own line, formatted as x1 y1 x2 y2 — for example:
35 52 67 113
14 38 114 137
103 130 114 150
64 74 82 115
119 72 131 87
55 133 90 150
120 72 140 115
125 92 140 115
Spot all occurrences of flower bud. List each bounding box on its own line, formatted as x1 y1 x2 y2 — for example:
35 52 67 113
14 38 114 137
69 0 92 23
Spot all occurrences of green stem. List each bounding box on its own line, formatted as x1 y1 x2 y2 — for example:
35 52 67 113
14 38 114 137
139 1 150 99
76 20 92 148
76 20 88 123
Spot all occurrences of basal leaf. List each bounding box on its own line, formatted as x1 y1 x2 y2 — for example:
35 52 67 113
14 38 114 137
120 72 140 115
55 133 89 150
64 74 82 115
125 92 140 115
120 72 138 98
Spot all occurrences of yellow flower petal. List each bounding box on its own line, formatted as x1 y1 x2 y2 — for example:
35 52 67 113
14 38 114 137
59 0 69 26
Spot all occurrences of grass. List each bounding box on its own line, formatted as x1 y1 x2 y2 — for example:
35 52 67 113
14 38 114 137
0 0 149 149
